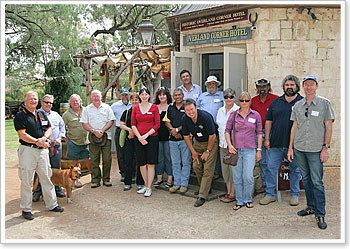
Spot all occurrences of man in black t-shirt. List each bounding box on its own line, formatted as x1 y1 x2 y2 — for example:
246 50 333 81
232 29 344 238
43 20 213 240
14 91 64 220
164 88 192 194
182 99 219 207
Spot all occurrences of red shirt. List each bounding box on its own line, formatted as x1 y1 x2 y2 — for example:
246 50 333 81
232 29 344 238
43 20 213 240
250 93 279 128
131 104 160 136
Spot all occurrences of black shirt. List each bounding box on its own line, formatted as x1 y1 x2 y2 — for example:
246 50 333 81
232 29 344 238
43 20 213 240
158 110 170 141
14 108 51 146
120 107 133 138
167 102 186 141
181 109 217 142
265 93 304 148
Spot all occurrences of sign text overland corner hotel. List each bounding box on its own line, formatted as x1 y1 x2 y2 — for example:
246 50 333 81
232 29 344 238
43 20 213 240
183 27 252 46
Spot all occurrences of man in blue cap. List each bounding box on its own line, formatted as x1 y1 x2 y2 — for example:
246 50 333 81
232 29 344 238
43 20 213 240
288 75 335 230
111 88 132 181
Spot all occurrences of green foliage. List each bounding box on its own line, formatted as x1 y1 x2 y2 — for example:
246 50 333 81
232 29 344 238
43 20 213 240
45 58 86 111
5 120 20 163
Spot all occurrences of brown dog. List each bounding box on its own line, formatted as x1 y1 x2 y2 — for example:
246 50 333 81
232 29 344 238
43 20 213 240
33 164 81 203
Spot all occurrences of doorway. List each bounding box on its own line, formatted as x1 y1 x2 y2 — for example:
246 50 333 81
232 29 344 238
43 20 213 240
201 53 223 91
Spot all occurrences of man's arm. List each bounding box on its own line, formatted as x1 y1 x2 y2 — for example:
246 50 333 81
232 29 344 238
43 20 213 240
183 135 199 164
201 134 216 161
287 121 298 162
320 120 333 163
17 127 51 149
264 120 272 152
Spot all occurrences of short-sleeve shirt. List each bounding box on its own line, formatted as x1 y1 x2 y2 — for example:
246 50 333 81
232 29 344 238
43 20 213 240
225 108 263 149
80 102 116 140
290 95 335 152
196 91 224 122
14 108 51 146
62 107 89 145
166 102 186 141
182 109 217 142
250 93 279 129
265 94 303 148
179 83 202 101
111 100 132 127
131 104 160 136
120 107 133 137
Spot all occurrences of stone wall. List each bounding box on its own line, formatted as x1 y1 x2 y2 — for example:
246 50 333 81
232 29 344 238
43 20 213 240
179 7 341 166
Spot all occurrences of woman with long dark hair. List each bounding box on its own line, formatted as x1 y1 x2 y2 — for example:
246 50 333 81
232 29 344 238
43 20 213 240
131 88 160 197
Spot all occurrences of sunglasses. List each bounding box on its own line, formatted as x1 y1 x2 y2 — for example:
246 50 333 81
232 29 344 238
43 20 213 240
43 101 53 105
305 107 309 117
239 99 250 103
224 95 235 99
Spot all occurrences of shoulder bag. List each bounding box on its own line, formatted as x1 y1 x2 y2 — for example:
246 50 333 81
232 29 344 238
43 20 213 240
119 109 129 148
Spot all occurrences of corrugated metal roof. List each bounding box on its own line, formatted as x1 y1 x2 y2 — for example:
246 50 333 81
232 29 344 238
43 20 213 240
174 4 224 16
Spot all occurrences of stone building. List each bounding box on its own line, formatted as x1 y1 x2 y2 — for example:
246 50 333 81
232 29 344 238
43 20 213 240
166 4 342 171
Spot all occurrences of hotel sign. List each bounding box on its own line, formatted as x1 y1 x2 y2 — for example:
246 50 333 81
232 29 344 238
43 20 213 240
183 27 252 46
181 9 248 31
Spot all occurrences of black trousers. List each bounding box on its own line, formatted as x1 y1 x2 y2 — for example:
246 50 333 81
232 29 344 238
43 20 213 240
124 138 144 186
115 127 125 175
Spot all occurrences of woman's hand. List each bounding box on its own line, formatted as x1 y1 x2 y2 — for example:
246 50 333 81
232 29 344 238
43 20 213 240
256 150 262 162
228 145 237 154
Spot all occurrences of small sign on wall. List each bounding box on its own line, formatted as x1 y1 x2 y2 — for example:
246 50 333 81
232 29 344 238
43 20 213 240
183 27 252 46
278 160 304 191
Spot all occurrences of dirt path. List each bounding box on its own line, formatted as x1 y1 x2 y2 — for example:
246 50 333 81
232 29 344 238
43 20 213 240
3 154 341 241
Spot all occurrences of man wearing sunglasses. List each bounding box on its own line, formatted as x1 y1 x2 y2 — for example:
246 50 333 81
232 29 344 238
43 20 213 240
250 79 278 194
33 94 66 202
260 75 303 206
288 75 335 230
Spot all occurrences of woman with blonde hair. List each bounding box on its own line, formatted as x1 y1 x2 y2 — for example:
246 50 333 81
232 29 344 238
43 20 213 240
225 91 263 210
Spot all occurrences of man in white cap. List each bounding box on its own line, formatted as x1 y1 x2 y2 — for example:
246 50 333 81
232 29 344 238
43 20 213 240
288 75 335 230
111 88 132 181
196 75 224 178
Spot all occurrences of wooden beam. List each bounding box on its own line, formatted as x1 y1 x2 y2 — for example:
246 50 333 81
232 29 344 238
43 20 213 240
101 48 141 97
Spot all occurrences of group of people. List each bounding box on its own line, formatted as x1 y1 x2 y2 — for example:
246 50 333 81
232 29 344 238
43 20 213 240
14 70 334 230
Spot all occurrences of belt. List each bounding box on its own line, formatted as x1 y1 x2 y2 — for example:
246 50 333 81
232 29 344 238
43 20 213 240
22 144 44 149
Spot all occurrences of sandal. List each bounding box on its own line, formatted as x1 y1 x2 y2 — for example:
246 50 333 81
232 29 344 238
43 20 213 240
245 202 254 208
233 204 243 211
153 180 163 187
165 182 173 188
220 195 235 203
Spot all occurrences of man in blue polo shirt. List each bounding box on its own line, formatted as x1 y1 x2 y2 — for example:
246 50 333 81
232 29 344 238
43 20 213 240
182 99 219 207
259 75 302 206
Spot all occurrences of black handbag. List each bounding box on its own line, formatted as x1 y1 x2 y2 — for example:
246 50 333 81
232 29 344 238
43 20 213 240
223 111 238 166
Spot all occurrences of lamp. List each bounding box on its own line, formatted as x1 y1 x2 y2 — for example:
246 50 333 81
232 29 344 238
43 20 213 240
138 19 155 46
307 8 319 23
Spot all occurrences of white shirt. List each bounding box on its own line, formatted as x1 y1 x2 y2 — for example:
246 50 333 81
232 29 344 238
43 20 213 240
80 102 116 140
216 103 240 148
111 100 132 127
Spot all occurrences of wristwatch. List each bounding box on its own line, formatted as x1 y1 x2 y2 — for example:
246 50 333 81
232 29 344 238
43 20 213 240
206 149 211 153
91 129 95 133
175 128 179 133
323 144 330 149
257 148 262 151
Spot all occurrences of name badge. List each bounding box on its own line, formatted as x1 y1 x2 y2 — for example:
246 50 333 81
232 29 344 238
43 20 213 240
180 110 185 112
248 118 256 123
147 112 153 115
197 132 203 137
41 120 48 126
194 94 199 98
214 99 221 103
311 111 319 117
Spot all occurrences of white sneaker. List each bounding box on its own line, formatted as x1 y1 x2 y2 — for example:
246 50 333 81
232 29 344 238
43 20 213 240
144 188 152 197
137 186 147 194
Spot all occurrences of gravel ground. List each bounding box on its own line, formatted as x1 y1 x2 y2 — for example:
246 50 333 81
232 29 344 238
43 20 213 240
3 153 342 241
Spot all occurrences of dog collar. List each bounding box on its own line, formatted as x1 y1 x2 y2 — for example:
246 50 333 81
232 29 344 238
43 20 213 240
69 170 77 181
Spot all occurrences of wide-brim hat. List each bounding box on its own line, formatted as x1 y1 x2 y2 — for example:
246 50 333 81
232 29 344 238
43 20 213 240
88 132 107 146
205 76 221 87
255 78 270 86
303 75 318 84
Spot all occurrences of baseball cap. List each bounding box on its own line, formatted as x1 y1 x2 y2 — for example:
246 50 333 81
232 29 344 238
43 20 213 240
120 88 129 94
303 75 318 84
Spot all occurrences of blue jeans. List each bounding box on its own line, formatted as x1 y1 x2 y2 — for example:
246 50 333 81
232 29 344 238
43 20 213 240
266 147 301 198
294 149 326 217
169 140 192 187
256 132 267 186
231 148 256 205
156 141 173 176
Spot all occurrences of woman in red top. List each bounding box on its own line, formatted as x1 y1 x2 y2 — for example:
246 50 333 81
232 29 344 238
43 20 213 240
131 88 160 197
